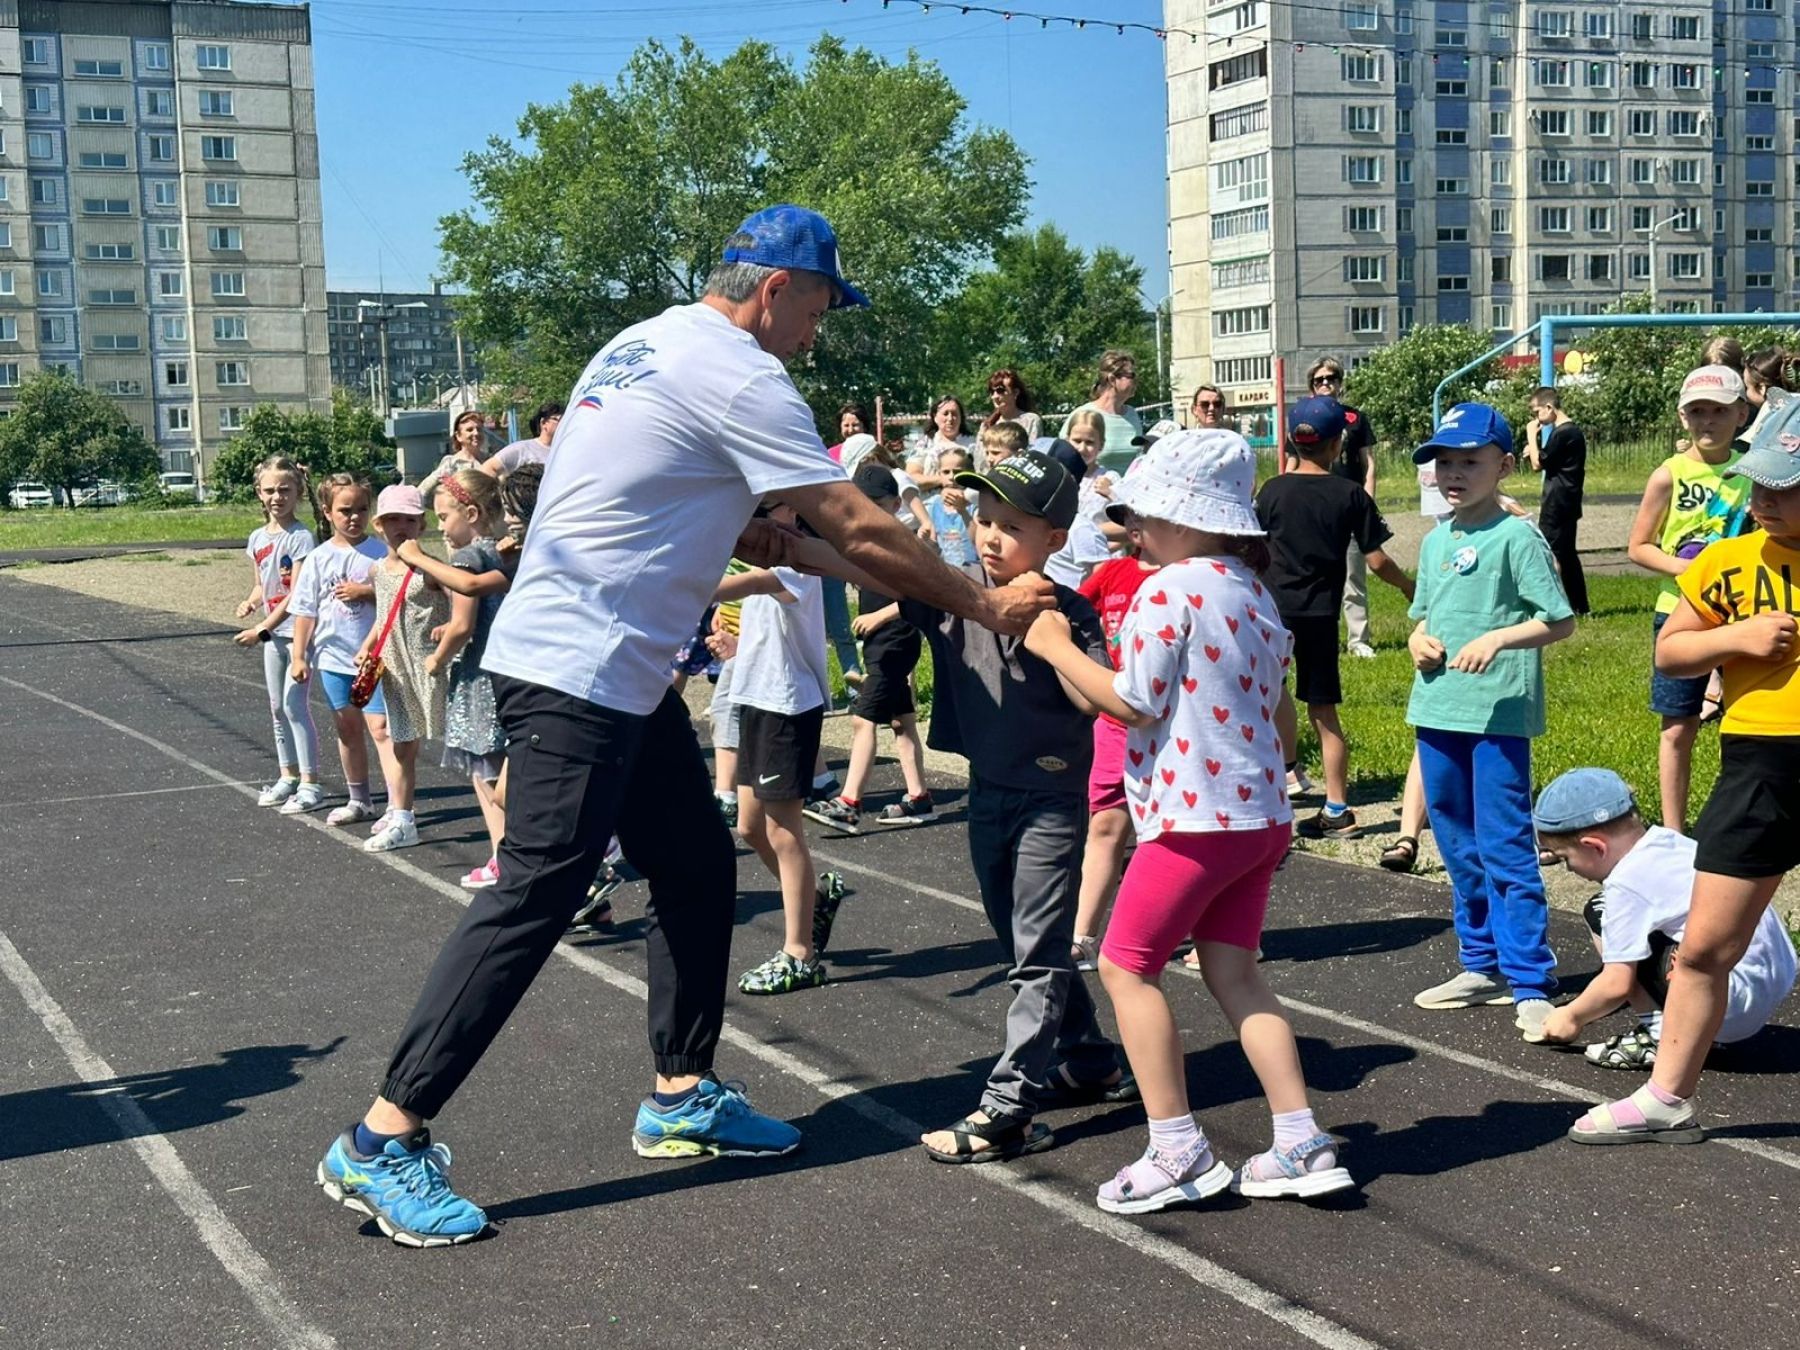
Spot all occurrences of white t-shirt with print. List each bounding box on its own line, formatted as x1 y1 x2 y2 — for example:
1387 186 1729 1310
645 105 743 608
287 537 386 674
729 567 831 717
1113 556 1295 839
491 437 550 475
481 303 846 715
1601 825 1798 1043
246 522 316 638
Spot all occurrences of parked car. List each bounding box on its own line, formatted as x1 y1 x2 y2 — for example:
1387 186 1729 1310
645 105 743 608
159 471 198 500
71 480 128 507
7 481 52 509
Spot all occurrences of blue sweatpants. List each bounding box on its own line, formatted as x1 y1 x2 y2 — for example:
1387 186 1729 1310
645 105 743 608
1416 728 1558 1001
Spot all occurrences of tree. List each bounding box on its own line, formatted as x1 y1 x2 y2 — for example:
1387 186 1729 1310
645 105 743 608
0 370 159 506
931 225 1154 414
439 36 1029 417
210 390 395 499
1341 324 1507 451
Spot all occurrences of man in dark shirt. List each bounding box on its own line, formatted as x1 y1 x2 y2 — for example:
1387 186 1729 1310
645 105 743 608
1288 357 1381 655
1528 385 1589 614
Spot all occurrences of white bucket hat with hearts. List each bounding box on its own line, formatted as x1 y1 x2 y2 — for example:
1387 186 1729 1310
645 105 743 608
1105 427 1264 537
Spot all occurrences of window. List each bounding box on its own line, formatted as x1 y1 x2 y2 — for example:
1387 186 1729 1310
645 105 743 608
1670 206 1700 231
1397 255 1414 283
97 379 142 396
1211 206 1269 241
1341 53 1382 82
1668 111 1701 138
152 180 179 207
1669 15 1700 40
1630 61 1656 88
75 106 125 124
1396 207 1413 233
1537 10 1572 37
1437 226 1470 242
1345 105 1381 133
1344 257 1385 283
1398 159 1413 188
32 224 60 252
1399 305 1415 335
0 225 11 251
38 316 64 342
1211 257 1270 289
1345 205 1385 232
216 360 249 386
1491 301 1514 330
1585 159 1612 185
1213 1 1265 32
1583 62 1614 89
1671 159 1701 186
197 44 232 70
1536 110 1570 136
200 136 236 161
1348 306 1384 334
83 242 134 260
220 407 248 433
73 58 124 77
148 134 174 162
1746 272 1774 290
1747 228 1773 244
205 180 240 207
1746 42 1775 59
1583 12 1612 38
1491 159 1512 187
1435 27 1468 46
1628 110 1655 137
1716 208 1727 233
1213 152 1269 206
0 364 19 389
1540 255 1572 281
81 198 131 215
1435 79 1468 97
0 270 12 296
1214 305 1271 337
30 178 56 206
1342 155 1383 184
1629 158 1653 184
25 86 51 114
1745 89 1773 105
143 42 169 70
92 333 139 351
1214 356 1273 386
1490 108 1512 138
1395 8 1413 34
0 318 18 345
146 89 172 117
1671 64 1701 90
1435 177 1467 194
1437 275 1470 292
164 361 188 387
1211 50 1269 89
88 287 136 305
27 132 53 160
78 151 128 169
1396 57 1411 86
166 407 190 433
199 90 235 117
1492 206 1512 234
1398 108 1414 135
1210 104 1269 141
1436 127 1468 145
214 316 247 341
1746 135 1775 153
1538 158 1570 185
1747 180 1775 198
1540 207 1572 233
23 38 48 64
1489 58 1509 89
207 225 242 251
1587 206 1612 232
160 315 188 343
1588 254 1615 281
1344 1 1379 28
1492 256 1513 283
211 270 245 297
1669 253 1703 279
1537 59 1570 87
157 271 182 297
1629 12 1652 39
1629 252 1650 280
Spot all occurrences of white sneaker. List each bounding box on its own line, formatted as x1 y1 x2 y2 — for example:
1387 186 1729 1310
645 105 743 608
257 778 299 808
1348 641 1377 660
1515 998 1555 1042
1286 767 1315 799
364 817 420 852
1413 970 1514 1009
326 800 378 827
279 784 326 815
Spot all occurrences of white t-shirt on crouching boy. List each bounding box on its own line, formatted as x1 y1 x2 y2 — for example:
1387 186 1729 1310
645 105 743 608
1601 825 1798 1044
730 567 831 717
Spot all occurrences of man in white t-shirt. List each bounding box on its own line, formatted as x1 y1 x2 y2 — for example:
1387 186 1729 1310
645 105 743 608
480 400 564 477
316 205 1057 1246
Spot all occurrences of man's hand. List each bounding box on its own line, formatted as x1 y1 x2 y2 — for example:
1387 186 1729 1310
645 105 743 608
733 516 805 570
1538 1008 1581 1044
1023 608 1072 657
1739 611 1798 662
1409 629 1446 672
980 570 1057 636
1448 632 1506 674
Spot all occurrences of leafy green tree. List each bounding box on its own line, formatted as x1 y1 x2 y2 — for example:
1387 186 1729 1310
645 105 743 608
210 390 395 500
0 370 159 506
931 225 1154 415
439 36 1028 417
1341 324 1508 451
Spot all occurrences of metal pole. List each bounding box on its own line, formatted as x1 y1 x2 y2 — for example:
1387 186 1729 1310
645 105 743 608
1431 325 1539 426
455 328 467 393
1538 316 1556 389
1272 356 1287 474
1649 223 1659 310
377 315 392 419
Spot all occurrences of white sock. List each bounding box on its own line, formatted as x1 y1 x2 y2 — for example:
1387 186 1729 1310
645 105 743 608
391 809 415 826
1272 1107 1318 1150
1640 1010 1663 1040
715 790 734 805
1148 1112 1201 1155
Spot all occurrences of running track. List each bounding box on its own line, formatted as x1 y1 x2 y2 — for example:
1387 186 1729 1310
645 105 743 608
3 577 1798 1350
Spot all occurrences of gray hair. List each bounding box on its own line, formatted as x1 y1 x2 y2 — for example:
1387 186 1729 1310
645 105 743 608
703 232 832 303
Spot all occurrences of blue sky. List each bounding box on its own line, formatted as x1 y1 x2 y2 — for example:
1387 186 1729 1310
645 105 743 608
311 0 1171 300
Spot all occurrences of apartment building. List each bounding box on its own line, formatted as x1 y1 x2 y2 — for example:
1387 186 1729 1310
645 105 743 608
1165 0 1798 424
0 0 328 478
326 283 476 407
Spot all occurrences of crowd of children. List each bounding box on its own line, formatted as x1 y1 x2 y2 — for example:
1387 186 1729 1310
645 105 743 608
249 342 1800 1213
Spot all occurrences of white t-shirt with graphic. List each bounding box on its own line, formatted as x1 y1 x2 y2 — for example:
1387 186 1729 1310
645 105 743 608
1601 825 1798 1043
287 537 386 675
729 567 831 717
1113 556 1295 839
481 303 846 715
246 522 316 638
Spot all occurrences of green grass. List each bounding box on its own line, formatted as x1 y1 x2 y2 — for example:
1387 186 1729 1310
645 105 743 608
0 504 264 550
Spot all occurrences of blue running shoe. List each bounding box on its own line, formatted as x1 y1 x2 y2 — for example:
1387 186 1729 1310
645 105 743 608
631 1074 801 1160
315 1128 489 1247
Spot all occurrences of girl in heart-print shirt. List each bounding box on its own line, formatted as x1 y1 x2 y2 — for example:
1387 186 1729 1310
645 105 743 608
1026 427 1353 1216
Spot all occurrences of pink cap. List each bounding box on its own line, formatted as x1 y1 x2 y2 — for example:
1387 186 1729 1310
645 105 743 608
375 484 425 518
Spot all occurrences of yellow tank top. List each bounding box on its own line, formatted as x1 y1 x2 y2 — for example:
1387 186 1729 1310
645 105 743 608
714 557 752 635
1655 451 1747 614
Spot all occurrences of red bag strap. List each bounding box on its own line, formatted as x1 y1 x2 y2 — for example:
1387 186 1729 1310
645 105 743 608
366 567 414 664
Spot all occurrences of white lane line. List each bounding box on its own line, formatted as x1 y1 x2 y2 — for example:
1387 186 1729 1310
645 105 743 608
0 780 252 809
0 931 338 1350
813 845 1800 1176
0 673 1384 1350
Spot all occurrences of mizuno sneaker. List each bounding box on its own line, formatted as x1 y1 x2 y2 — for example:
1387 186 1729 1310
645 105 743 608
631 1075 801 1160
315 1127 488 1248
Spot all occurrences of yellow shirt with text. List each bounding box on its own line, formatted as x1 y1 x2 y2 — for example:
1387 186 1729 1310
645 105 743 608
1676 532 1800 736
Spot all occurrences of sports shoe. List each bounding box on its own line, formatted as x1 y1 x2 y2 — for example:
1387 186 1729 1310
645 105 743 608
1413 970 1513 1009
1286 766 1315 799
279 784 326 815
570 866 625 929
631 1074 802 1159
1347 641 1377 660
315 1127 488 1247
738 949 827 995
716 794 739 831
257 778 299 808
1072 934 1100 973
812 871 847 953
1297 807 1363 840
1515 998 1556 1042
326 800 379 827
803 795 862 834
875 793 937 827
460 857 499 889
364 817 420 853
1585 1025 1659 1069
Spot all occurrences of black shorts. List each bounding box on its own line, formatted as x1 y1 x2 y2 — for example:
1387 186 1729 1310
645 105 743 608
1286 613 1343 707
736 704 825 802
854 631 921 724
1692 734 1800 879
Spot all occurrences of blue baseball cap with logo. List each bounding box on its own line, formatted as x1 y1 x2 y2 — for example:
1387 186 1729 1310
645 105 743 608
1412 402 1515 464
1533 767 1637 834
723 206 870 310
1287 395 1348 446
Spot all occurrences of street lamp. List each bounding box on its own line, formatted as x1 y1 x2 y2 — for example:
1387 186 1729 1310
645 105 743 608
1642 211 1685 310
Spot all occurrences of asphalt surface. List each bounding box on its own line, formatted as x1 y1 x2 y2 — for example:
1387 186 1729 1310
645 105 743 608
4 577 1800 1350
0 538 243 567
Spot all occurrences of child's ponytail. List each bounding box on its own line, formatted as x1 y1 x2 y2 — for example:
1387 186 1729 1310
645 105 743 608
498 462 543 534
1746 347 1800 396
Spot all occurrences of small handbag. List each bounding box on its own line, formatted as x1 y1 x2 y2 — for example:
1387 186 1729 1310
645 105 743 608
349 568 413 708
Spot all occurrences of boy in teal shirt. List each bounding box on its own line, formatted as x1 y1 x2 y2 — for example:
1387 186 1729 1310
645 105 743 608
1406 404 1577 1041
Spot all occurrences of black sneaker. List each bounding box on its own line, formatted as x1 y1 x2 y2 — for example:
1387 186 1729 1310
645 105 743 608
812 871 847 953
1297 808 1363 840
874 793 937 827
803 796 862 834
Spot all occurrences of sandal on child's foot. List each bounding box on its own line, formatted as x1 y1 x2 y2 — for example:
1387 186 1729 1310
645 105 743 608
1037 1062 1140 1109
921 1110 1053 1165
1233 1134 1354 1199
1379 835 1419 873
1071 934 1099 972
1584 1025 1658 1070
1567 1087 1704 1145
1097 1140 1232 1215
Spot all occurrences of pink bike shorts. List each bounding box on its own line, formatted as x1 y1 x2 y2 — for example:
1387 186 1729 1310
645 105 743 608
1101 823 1292 976
1088 715 1129 815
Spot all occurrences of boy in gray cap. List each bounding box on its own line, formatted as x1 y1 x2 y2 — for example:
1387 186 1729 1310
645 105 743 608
1533 768 1795 1078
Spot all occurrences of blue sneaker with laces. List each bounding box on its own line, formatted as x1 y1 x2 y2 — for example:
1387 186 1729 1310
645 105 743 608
631 1074 801 1160
315 1127 489 1247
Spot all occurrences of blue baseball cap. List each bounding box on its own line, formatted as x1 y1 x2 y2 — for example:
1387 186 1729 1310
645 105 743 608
1533 767 1637 834
1727 390 1800 491
1412 402 1515 464
722 205 870 310
1287 396 1347 446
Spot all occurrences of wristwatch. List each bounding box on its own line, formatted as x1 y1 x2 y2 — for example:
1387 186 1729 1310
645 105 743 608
257 628 273 643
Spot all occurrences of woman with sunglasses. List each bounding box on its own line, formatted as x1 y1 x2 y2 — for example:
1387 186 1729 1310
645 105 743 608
983 368 1043 443
1284 358 1379 659
1189 385 1231 430
1061 350 1146 476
